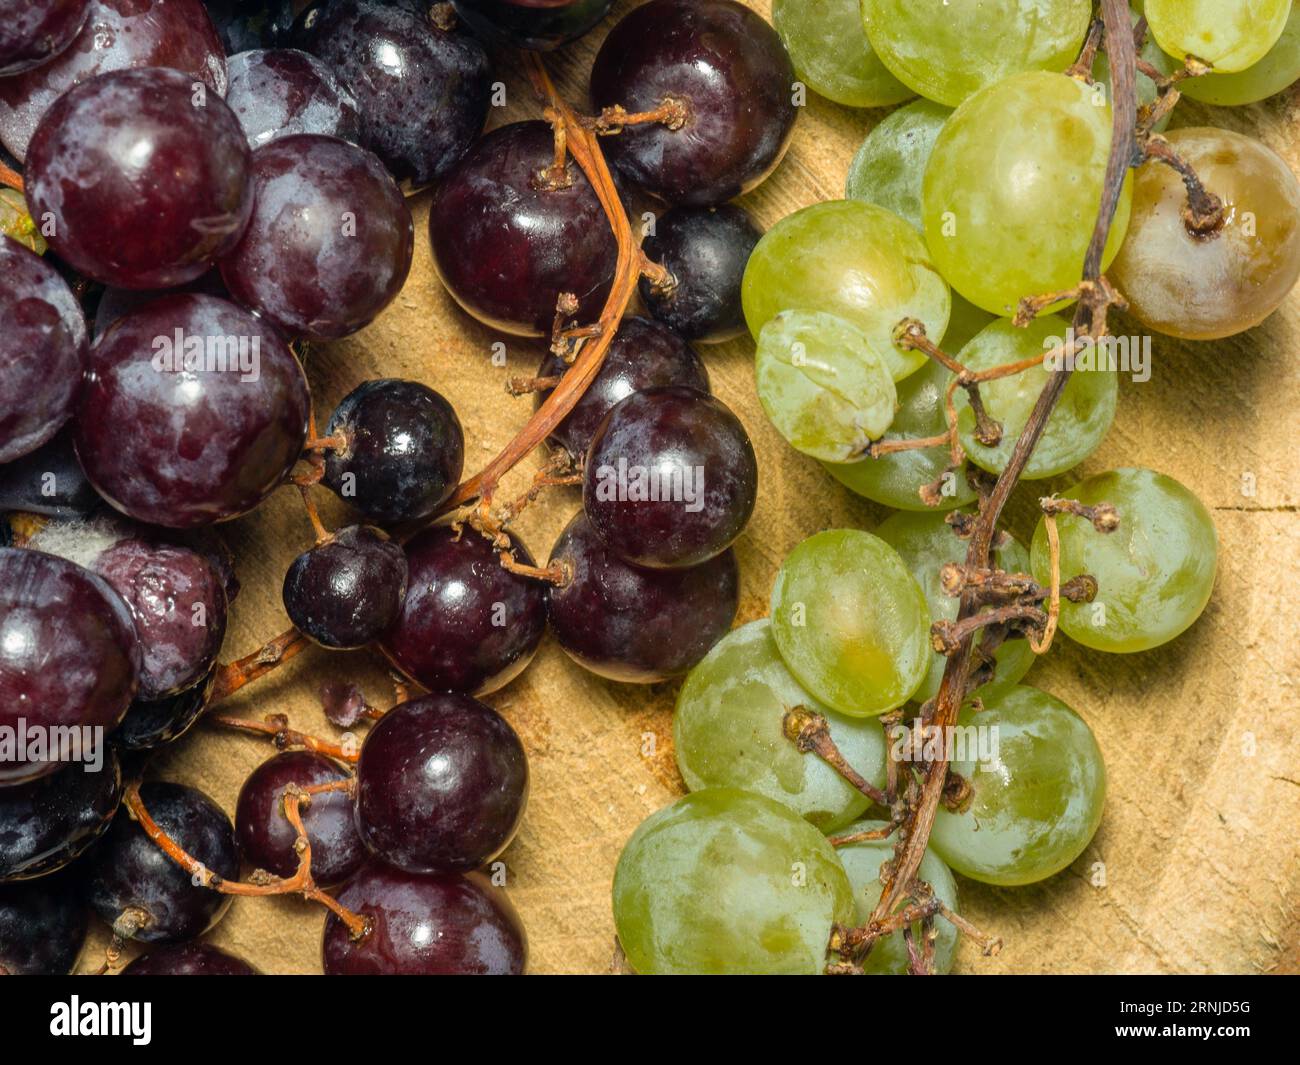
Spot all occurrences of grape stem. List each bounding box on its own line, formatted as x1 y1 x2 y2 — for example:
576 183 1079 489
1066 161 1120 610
209 627 310 703
207 710 361 763
0 160 21 192
1140 134 1227 236
782 706 892 807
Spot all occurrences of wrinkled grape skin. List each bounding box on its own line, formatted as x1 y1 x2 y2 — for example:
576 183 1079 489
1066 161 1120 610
235 751 364 884
381 524 548 696
535 317 709 459
922 71 1132 317
1110 127 1300 340
590 0 798 206
0 872 88 974
1146 0 1289 72
876 510 1034 705
73 295 311 528
355 695 528 875
1031 468 1217 653
1180 5 1300 103
0 548 139 786
742 200 950 381
26 68 251 290
86 781 239 943
836 820 957 974
546 512 739 683
931 686 1106 886
862 0 1091 107
770 530 929 717
954 315 1117 480
0 237 89 464
323 862 526 975
583 386 758 569
773 0 911 107
122 941 258 974
0 0 228 162
113 669 214 752
0 751 122 880
0 429 102 520
220 134 414 341
291 0 493 188
612 789 853 975
0 0 90 77
845 99 950 233
674 620 886 831
224 49 363 149
452 0 612 50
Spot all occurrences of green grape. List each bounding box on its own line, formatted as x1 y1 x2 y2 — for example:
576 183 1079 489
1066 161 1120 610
1146 0 1291 73
1181 4 1300 103
952 315 1117 480
674 619 888 832
836 820 959 974
755 310 898 463
876 510 1035 705
845 99 952 231
611 788 854 975
942 293 997 353
1092 3 1175 131
770 529 930 717
861 0 1092 106
0 189 47 255
1030 467 1218 653
773 0 914 107
821 358 977 512
922 71 1133 316
930 685 1106 886
742 200 950 382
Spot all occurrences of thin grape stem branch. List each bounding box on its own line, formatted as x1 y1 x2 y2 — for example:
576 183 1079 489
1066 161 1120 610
783 707 891 807
0 160 21 192
210 627 310 704
207 711 360 763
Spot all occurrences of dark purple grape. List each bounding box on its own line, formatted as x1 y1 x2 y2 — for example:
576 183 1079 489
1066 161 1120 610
0 871 88 974
0 0 90 77
282 525 407 649
25 68 251 290
640 204 761 342
547 511 738 683
583 386 757 569
381 524 547 696
113 668 214 752
225 48 362 149
121 939 258 974
589 0 797 206
205 0 294 55
322 379 464 526
0 750 122 880
220 134 412 341
73 294 311 528
355 694 527 874
320 681 368 728
291 0 492 188
323 861 526 975
86 781 238 943
235 750 363 885
0 429 103 520
534 316 708 460
92 271 229 339
0 548 139 785
429 121 618 336
451 0 611 50
0 0 229 163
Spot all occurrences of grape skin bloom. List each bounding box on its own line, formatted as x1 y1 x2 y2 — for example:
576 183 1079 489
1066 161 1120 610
846 98 951 232
773 0 913 108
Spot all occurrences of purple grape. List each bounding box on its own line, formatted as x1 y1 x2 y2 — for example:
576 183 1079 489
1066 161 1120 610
121 940 258 974
547 512 738 683
224 48 362 149
205 0 294 55
0 871 88 974
0 429 103 520
451 0 611 50
73 294 311 528
220 134 412 341
113 669 214 752
92 271 229 339
0 0 90 77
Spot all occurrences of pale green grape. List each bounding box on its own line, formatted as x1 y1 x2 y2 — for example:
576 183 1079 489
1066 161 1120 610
674 619 888 832
773 0 914 107
846 99 952 231
876 509 1036 705
0 189 46 255
821 358 978 512
861 0 1092 106
922 71 1133 316
771 529 930 717
836 820 959 974
953 315 1117 480
930 686 1106 886
1092 3 1175 131
742 200 950 381
755 310 898 463
611 788 854 974
1146 0 1291 73
1031 467 1217 652
1181 4 1300 103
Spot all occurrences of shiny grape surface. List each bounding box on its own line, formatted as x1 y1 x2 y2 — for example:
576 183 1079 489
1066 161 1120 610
1031 468 1218 653
755 310 897 463
772 0 912 107
742 200 950 381
114 671 214 752
0 872 88 975
770 530 930 717
452 0 612 50
0 0 90 77
1180 5 1300 103
845 99 951 232
862 0 1091 106
1146 0 1290 72
673 620 887 831
612 789 853 975
0 429 101 520
224 48 363 149
1110 127 1300 340
122 941 259 975
922 71 1132 316
930 686 1106 886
